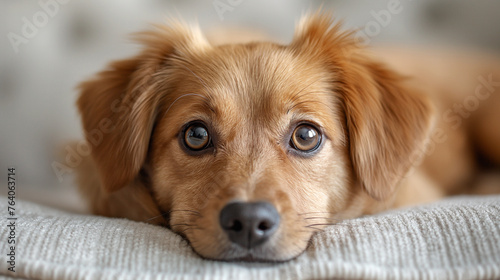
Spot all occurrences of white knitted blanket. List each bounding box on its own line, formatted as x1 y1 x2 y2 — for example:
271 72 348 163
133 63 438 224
1 195 499 280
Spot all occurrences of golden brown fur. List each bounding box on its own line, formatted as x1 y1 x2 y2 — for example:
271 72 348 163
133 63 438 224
75 13 500 261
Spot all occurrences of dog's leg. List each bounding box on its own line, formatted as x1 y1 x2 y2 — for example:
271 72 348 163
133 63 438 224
391 169 446 209
73 142 163 224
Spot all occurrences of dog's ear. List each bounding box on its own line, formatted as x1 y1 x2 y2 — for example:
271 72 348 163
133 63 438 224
292 13 435 200
340 60 435 200
77 23 209 193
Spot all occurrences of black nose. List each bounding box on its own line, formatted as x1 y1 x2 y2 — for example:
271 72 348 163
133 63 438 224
219 201 280 249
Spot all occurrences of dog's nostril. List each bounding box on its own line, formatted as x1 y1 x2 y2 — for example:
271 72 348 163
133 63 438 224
219 201 280 249
228 220 243 232
258 221 271 231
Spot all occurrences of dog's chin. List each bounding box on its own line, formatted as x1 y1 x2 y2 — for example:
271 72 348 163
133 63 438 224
196 247 306 263
186 236 309 263
224 253 302 263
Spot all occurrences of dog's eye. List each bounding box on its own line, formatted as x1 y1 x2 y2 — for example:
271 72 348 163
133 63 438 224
184 123 210 151
290 124 321 152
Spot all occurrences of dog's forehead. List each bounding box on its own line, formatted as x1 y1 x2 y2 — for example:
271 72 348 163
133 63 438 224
160 43 341 144
175 43 334 117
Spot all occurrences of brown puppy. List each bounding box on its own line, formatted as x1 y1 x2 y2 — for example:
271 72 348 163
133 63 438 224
75 13 500 261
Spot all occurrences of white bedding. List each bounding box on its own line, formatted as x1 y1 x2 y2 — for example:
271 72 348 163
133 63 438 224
1 195 499 280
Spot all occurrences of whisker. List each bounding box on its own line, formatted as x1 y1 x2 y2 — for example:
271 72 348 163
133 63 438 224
143 212 169 222
167 209 203 217
306 223 337 227
305 226 323 231
303 217 341 221
303 219 342 225
297 212 337 216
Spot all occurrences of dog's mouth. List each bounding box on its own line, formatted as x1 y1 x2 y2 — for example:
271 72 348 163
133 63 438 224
188 241 308 263
174 231 308 262
225 251 302 263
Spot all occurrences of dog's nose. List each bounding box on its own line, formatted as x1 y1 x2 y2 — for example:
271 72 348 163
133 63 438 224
219 201 280 249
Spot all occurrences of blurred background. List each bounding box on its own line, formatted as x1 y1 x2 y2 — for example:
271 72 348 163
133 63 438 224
1 0 500 213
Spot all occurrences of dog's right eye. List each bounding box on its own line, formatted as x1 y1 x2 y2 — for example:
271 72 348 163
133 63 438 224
184 123 210 151
290 124 322 152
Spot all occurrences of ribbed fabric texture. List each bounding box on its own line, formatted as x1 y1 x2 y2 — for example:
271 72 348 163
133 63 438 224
1 195 499 280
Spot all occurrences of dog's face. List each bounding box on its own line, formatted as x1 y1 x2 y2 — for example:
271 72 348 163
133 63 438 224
148 42 352 261
78 15 433 261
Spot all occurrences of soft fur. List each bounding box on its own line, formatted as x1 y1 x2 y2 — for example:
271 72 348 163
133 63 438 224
75 13 500 262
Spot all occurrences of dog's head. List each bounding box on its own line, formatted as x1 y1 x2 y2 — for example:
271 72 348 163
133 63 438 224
78 14 433 261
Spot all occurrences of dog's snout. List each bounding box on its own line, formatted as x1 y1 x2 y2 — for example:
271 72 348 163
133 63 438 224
219 201 280 249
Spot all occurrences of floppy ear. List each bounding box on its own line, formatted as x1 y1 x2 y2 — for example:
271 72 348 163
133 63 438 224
77 23 209 193
341 59 435 200
292 13 435 200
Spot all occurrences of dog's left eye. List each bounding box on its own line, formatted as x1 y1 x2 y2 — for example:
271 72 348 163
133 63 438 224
290 124 322 152
184 123 210 151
